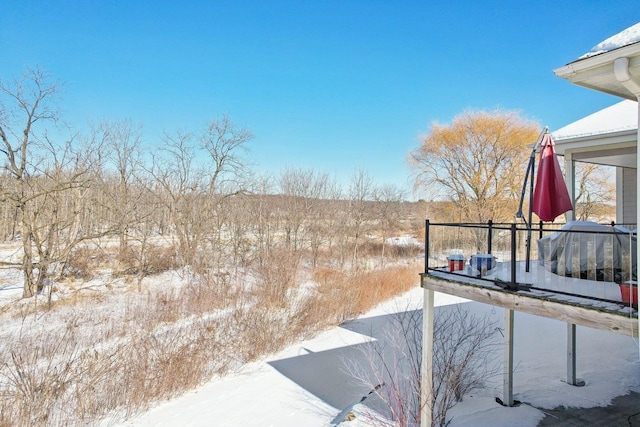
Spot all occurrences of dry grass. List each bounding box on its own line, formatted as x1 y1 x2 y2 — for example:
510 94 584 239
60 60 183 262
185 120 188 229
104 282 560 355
115 244 178 277
291 262 422 338
350 264 420 314
357 240 423 259
0 255 422 426
63 244 177 282
249 247 301 310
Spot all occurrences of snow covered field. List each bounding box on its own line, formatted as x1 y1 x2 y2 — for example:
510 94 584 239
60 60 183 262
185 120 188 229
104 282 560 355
117 287 640 427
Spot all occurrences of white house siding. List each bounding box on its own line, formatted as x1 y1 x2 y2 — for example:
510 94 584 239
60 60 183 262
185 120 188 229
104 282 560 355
622 167 637 224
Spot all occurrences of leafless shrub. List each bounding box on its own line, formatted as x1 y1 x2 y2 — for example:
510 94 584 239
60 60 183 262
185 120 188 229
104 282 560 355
182 275 235 312
62 247 106 280
144 245 178 274
114 244 177 278
311 267 359 322
250 247 301 309
347 304 500 426
388 243 423 259
0 328 120 426
230 305 292 363
116 324 220 416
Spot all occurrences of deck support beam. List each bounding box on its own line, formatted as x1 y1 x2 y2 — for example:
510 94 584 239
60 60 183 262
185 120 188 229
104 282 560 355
567 323 577 385
421 287 435 427
420 274 638 338
503 309 514 406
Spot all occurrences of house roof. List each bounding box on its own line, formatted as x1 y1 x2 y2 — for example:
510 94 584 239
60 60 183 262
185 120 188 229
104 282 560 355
578 22 640 59
552 23 639 169
554 22 640 100
553 100 637 140
551 100 637 169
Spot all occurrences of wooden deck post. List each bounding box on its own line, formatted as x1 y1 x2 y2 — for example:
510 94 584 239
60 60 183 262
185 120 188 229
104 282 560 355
421 287 434 427
503 308 514 406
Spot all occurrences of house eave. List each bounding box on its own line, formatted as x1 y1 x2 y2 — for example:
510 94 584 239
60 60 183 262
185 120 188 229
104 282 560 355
554 42 640 77
553 43 640 99
553 128 637 149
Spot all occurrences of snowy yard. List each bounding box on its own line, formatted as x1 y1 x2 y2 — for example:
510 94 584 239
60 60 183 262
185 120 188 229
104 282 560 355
117 287 639 427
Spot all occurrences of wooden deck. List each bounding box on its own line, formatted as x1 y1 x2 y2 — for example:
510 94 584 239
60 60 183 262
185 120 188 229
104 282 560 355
420 271 638 338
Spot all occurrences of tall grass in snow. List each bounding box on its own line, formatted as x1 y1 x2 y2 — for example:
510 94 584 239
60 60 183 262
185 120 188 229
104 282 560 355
0 260 421 426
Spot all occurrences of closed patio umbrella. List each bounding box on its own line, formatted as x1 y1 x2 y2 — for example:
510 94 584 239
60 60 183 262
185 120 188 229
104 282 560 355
532 133 573 222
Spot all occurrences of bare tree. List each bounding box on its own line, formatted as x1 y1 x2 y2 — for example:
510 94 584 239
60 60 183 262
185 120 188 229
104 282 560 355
348 169 375 267
346 305 500 426
246 174 277 267
199 114 252 195
574 162 616 221
26 139 105 299
0 68 107 297
103 119 144 254
198 115 253 273
0 68 59 297
307 174 339 267
150 129 206 267
150 115 252 269
410 110 540 223
278 167 329 252
0 170 20 241
374 184 406 266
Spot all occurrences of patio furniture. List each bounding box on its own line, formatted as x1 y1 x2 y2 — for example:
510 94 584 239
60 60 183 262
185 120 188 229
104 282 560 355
537 221 636 283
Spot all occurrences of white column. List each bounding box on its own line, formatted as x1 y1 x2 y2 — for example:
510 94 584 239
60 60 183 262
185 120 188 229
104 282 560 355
421 287 435 426
503 309 514 406
564 152 580 366
564 152 575 222
613 56 640 348
567 323 577 385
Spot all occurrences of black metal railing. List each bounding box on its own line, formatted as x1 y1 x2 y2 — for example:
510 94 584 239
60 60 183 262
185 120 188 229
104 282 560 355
424 220 637 307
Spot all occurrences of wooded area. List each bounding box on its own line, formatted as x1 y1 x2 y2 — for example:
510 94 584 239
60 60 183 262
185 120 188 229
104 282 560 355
0 68 428 299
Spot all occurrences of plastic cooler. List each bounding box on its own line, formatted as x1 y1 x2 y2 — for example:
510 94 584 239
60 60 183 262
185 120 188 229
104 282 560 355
470 254 496 275
447 254 465 272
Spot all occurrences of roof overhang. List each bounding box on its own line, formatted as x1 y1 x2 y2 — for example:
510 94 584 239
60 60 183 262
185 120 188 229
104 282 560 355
552 129 637 168
553 42 640 100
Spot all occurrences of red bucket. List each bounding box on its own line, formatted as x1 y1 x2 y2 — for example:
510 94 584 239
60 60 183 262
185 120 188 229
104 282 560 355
619 282 638 305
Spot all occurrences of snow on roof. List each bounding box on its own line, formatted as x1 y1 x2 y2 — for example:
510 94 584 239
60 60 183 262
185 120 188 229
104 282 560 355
552 99 638 140
580 22 640 58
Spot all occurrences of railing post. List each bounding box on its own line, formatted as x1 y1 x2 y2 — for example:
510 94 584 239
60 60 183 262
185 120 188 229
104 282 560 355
425 219 430 274
539 220 544 240
510 223 517 290
488 220 493 254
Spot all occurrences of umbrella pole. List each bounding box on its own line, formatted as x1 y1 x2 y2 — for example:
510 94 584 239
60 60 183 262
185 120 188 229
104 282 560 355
516 152 534 224
526 157 535 272
516 127 548 273
516 152 535 272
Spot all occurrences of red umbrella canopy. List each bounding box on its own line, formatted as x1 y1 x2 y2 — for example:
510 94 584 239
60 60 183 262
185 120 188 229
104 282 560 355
532 133 573 222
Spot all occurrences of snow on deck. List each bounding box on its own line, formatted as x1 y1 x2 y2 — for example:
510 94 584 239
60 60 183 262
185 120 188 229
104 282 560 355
431 260 635 316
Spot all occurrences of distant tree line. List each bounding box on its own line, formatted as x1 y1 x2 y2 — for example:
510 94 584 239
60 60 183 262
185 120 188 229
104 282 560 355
0 68 421 298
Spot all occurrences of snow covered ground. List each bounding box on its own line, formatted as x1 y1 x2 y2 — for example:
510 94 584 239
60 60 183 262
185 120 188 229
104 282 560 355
116 287 640 427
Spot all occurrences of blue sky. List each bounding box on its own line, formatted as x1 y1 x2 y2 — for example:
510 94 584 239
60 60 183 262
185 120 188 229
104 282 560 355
1 1 638 195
